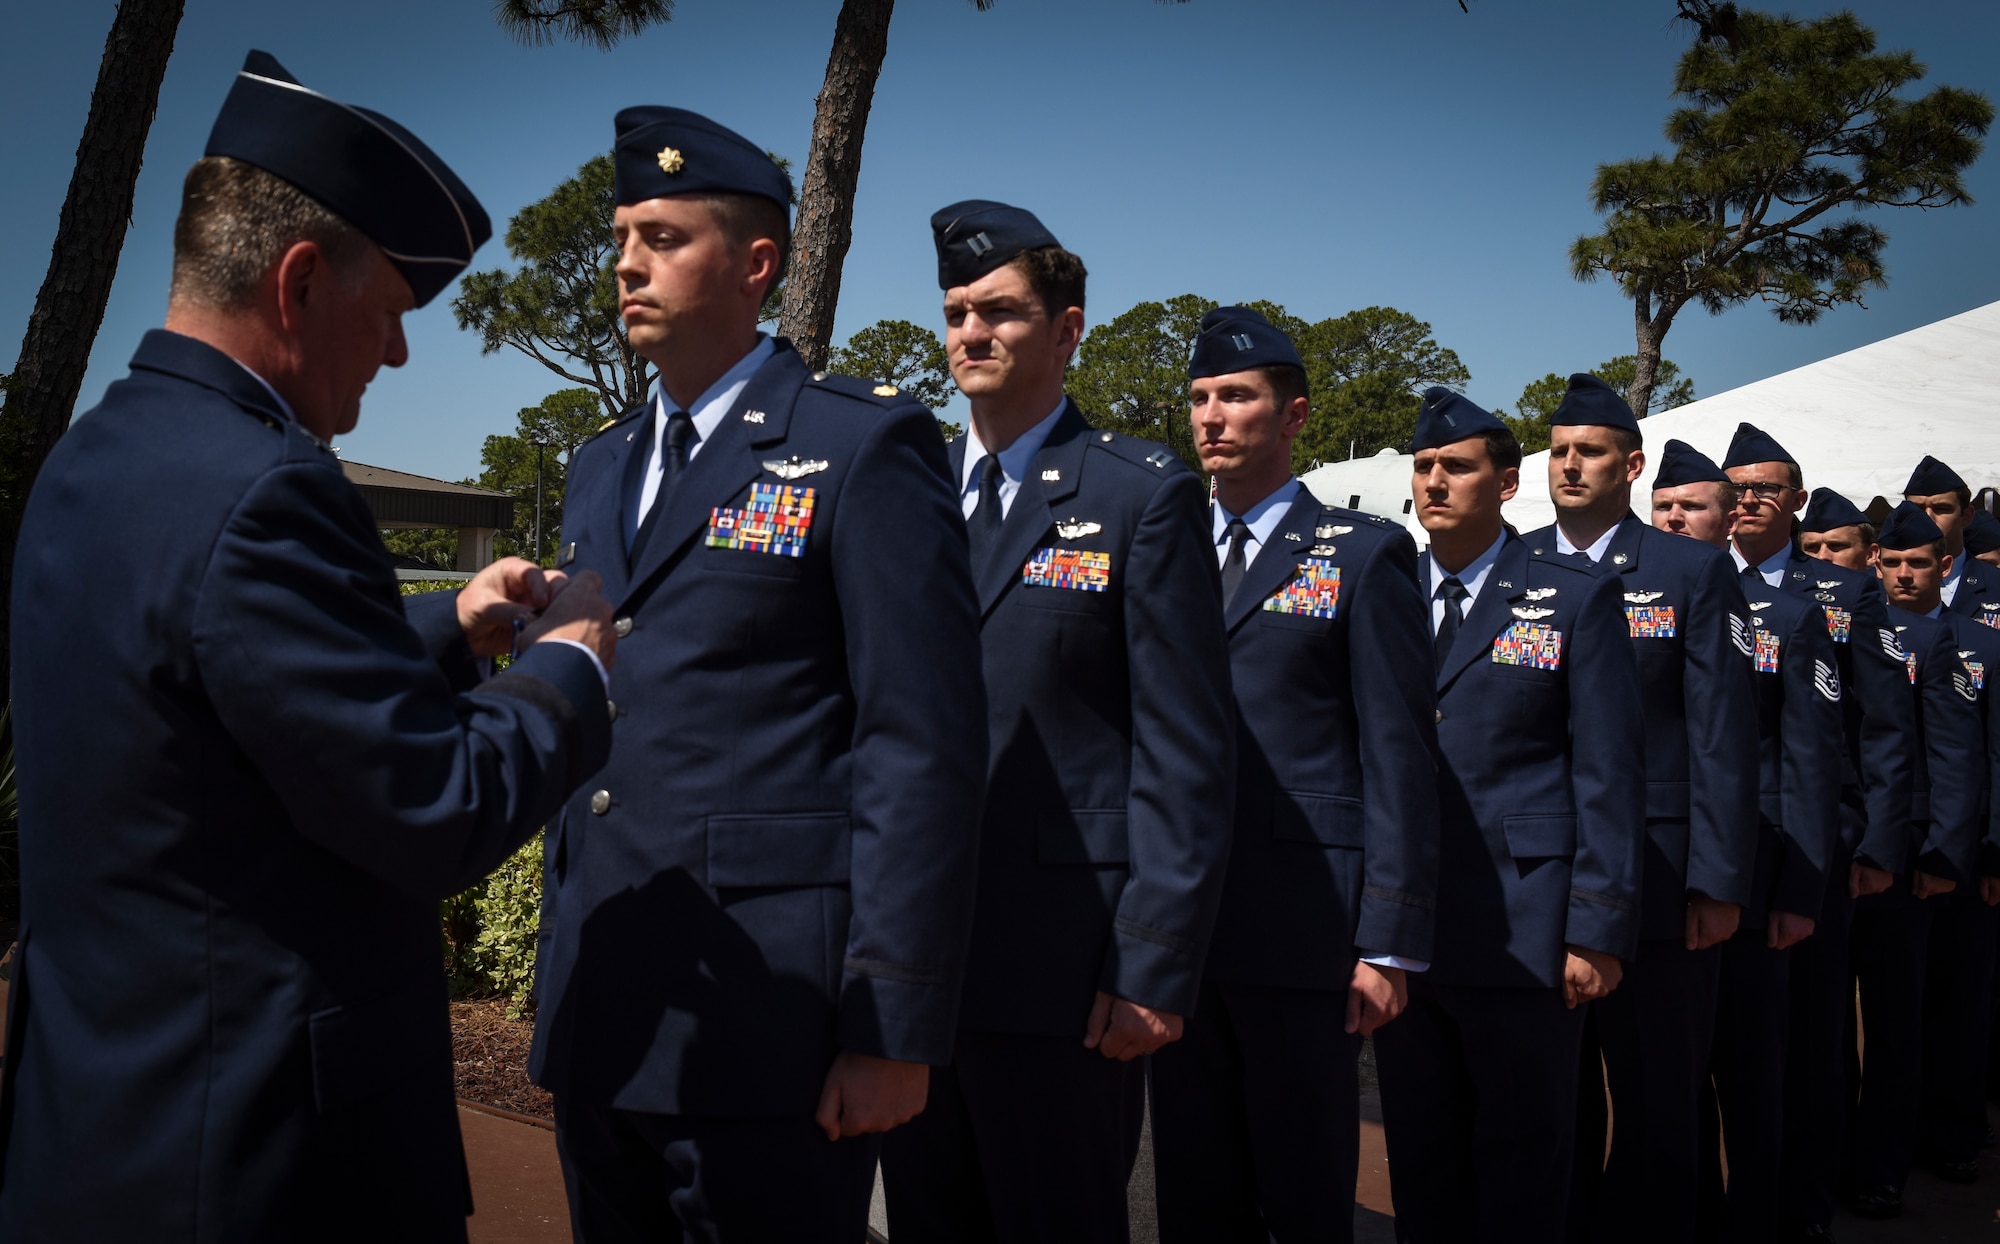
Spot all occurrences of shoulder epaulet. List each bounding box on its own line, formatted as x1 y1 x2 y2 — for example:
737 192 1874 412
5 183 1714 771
581 403 649 446
1085 429 1192 475
807 371 909 406
1322 504 1397 529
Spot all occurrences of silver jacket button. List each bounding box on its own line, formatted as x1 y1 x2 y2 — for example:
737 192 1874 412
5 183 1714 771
606 700 618 721
614 617 633 638
589 790 612 816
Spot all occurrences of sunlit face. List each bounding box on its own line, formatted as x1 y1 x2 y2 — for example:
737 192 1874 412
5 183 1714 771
1548 425 1643 515
1651 482 1734 547
301 244 411 437
1413 437 1518 539
1906 491 1968 552
1725 462 1807 544
1801 524 1875 572
1878 544 1951 612
614 196 751 364
1191 369 1305 481
942 262 1078 404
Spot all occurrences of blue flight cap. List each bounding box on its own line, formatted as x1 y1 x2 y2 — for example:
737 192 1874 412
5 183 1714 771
1800 487 1870 534
203 51 490 308
614 106 792 212
1878 500 1944 551
1548 373 1640 436
1410 387 1506 453
1721 421 1796 470
1187 306 1304 380
1963 509 2000 556
931 200 1062 290
1652 439 1729 489
1903 454 1969 497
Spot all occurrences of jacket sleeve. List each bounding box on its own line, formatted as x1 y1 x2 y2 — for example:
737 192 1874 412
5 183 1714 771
1978 642 2000 878
1682 553 1761 908
1565 568 1648 960
1100 468 1236 1015
1852 578 1918 873
1915 623 1984 884
1349 530 1441 963
192 461 612 902
403 589 484 693
828 402 989 1064
1772 606 1844 920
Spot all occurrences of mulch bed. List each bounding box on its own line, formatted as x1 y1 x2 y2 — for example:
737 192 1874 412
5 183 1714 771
450 999 552 1122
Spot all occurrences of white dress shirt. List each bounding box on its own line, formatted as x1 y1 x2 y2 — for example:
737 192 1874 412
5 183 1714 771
1212 479 1303 570
1427 530 1508 636
957 399 1068 521
1555 522 1619 565
1942 555 1964 606
1730 541 1790 588
636 335 778 526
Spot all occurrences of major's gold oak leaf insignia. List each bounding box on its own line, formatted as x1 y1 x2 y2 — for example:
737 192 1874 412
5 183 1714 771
657 147 686 175
873 384 900 397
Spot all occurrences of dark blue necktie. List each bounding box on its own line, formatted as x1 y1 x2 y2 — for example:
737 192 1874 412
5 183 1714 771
629 410 694 565
967 455 1004 575
1434 577 1467 673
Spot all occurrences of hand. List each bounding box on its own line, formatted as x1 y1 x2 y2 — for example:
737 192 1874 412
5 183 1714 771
1346 962 1408 1037
1914 870 1957 901
520 569 615 670
1685 897 1741 951
1767 910 1816 951
1982 877 2000 907
814 1050 929 1142
1563 946 1622 1009
1850 863 1894 899
457 557 562 657
1083 992 1183 1060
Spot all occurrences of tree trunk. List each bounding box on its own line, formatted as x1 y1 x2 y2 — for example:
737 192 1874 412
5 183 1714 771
1629 293 1664 419
777 0 895 372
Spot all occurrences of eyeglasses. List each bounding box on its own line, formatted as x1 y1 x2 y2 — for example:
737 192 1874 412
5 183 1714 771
1738 482 1794 503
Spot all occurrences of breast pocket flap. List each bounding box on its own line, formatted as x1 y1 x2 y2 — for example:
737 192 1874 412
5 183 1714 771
1502 814 1577 860
707 812 852 886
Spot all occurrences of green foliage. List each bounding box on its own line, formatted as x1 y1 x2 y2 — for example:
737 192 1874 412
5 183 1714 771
1572 8 1991 412
380 529 461 574
494 0 674 50
453 155 649 421
1498 357 1696 455
1293 372 1424 469
829 319 955 409
1066 295 1216 472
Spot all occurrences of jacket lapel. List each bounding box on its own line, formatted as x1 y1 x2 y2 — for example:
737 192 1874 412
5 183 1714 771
976 404 1089 617
1224 492 1323 633
1599 513 1644 580
1437 537 1530 693
619 347 804 606
570 411 644 602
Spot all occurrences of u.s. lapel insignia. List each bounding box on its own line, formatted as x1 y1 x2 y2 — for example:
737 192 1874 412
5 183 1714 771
762 456 830 481
657 147 685 175
1315 524 1353 539
557 542 577 569
742 409 767 424
1308 544 1337 556
1284 531 1303 542
1054 519 1102 540
1042 469 1061 481
1495 580 1513 590
1624 590 1663 604
1612 552 1629 565
1513 605 1555 620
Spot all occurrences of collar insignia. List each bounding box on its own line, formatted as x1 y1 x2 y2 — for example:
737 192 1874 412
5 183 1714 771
1284 531 1303 542
742 409 767 424
1042 469 1061 481
1612 552 1629 565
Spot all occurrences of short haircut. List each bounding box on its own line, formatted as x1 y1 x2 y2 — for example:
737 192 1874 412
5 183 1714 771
170 156 370 309
1706 480 1740 510
1610 425 1642 456
703 193 791 300
1482 425 1523 472
1858 522 1878 545
1006 245 1087 318
1262 364 1309 414
1784 463 1803 489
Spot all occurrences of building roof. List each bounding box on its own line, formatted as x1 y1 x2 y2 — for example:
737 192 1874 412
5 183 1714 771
341 459 514 529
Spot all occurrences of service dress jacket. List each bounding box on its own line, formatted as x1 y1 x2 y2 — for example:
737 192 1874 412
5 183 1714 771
1945 561 1999 625
1204 495 1439 989
1739 586 1844 924
1422 535 1646 988
1944 616 2000 877
0 330 611 1244
1775 553 1917 872
945 404 1234 1035
1881 611 1984 889
1523 516 1759 937
529 344 988 1118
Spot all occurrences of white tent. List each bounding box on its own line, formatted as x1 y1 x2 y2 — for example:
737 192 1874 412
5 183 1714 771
1303 298 2000 541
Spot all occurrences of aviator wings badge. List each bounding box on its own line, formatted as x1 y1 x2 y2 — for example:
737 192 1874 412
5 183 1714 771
1055 519 1103 540
762 456 830 480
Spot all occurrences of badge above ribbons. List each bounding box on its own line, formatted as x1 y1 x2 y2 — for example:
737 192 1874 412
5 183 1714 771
1023 547 1110 592
1492 621 1565 671
1265 559 1340 619
708 484 815 557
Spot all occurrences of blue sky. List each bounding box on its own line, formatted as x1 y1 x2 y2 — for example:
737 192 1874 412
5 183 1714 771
4 0 1996 482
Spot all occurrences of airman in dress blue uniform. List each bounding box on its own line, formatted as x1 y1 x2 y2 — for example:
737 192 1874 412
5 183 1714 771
880 202 1234 1243
1650 441 1841 1242
527 109 989 1243
1373 391 1645 1244
1521 378 1758 1244
0 53 619 1244
1725 427 1918 1240
1148 309 1439 1244
1903 456 1999 623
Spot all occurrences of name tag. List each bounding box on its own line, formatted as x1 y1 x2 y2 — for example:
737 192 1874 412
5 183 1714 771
1626 604 1676 638
1754 629 1781 674
1023 547 1110 592
1492 621 1564 671
1822 606 1851 642
707 484 815 557
1265 559 1340 619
